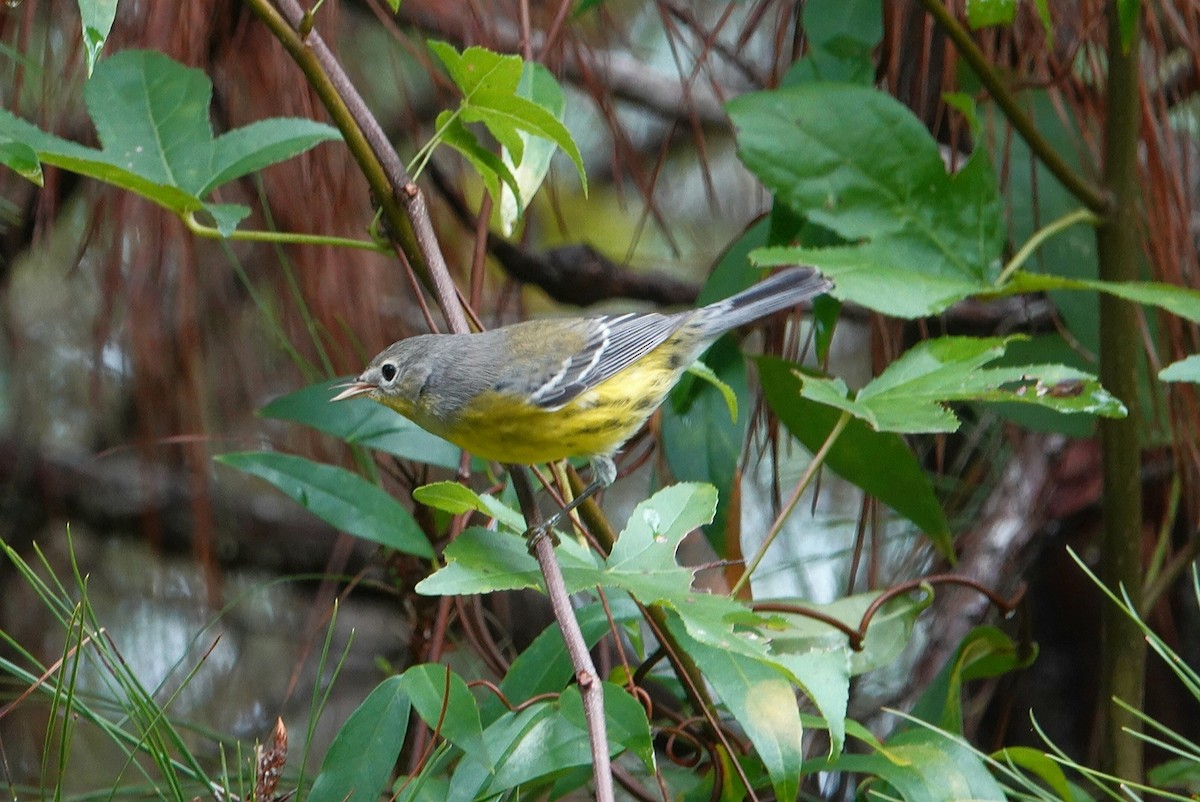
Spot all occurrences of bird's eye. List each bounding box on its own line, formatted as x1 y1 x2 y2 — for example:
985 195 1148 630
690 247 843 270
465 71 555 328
380 362 398 382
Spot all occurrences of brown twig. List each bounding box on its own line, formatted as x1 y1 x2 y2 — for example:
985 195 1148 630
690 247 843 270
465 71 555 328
508 465 615 802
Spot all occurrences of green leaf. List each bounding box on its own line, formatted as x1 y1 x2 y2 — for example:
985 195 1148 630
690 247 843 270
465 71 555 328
731 83 1004 318
787 0 882 85
77 0 117 76
560 683 655 773
666 614 804 802
770 589 932 676
429 42 523 98
216 451 433 558
754 235 986 319
684 357 739 422
436 110 519 206
430 43 586 196
411 481 526 532
399 664 489 762
814 727 1007 801
1160 355 1200 383
769 648 850 759
414 525 600 596
463 91 585 192
759 356 951 549
499 63 566 235
308 676 411 802
449 684 647 800
488 602 616 722
778 337 1126 435
662 338 748 549
992 746 1075 801
0 140 42 184
966 0 1017 28
0 50 340 223
1004 270 1200 325
261 379 461 470
985 334 1100 437
910 626 1036 733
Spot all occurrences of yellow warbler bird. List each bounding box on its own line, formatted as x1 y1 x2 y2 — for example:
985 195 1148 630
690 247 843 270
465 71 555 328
333 266 831 529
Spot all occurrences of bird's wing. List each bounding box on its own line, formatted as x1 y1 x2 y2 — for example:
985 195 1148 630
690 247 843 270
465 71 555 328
526 312 686 409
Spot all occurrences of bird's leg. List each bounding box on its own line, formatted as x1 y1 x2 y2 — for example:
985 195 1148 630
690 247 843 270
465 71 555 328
523 456 616 551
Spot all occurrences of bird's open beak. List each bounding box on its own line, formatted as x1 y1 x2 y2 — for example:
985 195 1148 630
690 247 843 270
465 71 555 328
331 380 374 402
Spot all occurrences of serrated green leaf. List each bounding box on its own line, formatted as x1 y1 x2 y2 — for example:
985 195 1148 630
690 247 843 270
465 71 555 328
966 0 1017 28
261 378 461 470
431 43 586 203
0 50 340 225
411 481 526 532
429 42 523 98
759 356 952 549
414 525 601 596
308 676 411 802
1160 355 1200 383
216 451 433 558
78 0 117 76
775 337 1126 437
732 83 1004 318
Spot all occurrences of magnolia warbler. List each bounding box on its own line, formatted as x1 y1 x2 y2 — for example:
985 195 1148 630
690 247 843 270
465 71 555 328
333 266 832 531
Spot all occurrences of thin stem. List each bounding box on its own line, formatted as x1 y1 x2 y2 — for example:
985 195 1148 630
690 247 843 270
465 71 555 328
732 410 852 597
1095 0 1145 783
995 208 1103 285
916 0 1110 215
509 467 614 802
182 212 388 252
246 0 470 335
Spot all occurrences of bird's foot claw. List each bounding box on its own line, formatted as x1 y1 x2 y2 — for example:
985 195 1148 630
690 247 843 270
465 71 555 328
524 523 559 554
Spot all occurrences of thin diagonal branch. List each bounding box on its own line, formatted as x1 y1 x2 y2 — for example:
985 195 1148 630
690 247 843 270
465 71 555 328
916 0 1111 215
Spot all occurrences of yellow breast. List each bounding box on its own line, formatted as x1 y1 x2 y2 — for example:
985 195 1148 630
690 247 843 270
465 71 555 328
444 344 686 466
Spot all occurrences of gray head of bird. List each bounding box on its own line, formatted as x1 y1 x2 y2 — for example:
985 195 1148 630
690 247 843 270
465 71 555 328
330 339 432 413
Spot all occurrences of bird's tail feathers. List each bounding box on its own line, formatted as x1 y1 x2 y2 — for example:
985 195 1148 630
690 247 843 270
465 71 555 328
695 266 832 337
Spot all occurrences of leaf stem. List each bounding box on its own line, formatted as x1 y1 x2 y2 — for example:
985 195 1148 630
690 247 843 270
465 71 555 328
995 207 1103 285
182 211 388 252
916 0 1110 215
732 409 852 597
